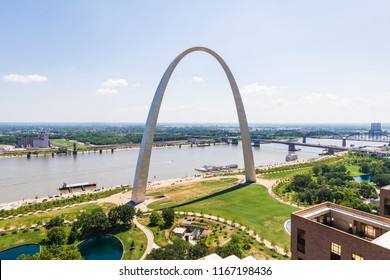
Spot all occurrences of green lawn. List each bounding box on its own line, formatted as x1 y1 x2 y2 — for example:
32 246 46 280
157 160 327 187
0 229 46 252
115 225 148 260
149 180 297 249
147 178 239 209
50 139 88 148
259 168 311 180
345 164 364 176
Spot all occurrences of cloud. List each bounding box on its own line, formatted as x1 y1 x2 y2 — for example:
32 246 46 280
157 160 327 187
240 82 285 96
96 88 119 95
101 79 128 88
192 76 205 82
3 74 48 83
130 82 140 87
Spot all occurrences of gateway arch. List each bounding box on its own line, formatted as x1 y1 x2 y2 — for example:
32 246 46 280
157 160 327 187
131 46 256 204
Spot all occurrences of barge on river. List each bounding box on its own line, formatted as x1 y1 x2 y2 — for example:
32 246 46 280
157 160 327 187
59 182 97 193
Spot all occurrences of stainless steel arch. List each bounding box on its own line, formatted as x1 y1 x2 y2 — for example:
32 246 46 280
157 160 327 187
131 46 256 204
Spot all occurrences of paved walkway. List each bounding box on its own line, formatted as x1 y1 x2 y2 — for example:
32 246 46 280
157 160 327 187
256 177 303 209
132 215 158 260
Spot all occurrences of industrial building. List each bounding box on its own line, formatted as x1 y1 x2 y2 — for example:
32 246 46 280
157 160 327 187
17 132 50 148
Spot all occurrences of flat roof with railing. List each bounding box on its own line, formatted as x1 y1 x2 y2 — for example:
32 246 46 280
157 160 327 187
293 202 390 249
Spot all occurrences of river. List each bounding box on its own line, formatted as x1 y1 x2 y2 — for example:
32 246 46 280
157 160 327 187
0 138 384 203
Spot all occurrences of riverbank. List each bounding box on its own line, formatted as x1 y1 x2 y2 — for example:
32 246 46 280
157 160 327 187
0 184 127 211
0 142 215 159
0 153 334 210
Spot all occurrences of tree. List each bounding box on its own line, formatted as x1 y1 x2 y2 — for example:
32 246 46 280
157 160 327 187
45 216 64 230
188 244 208 260
67 228 78 244
290 174 312 192
46 226 67 245
369 162 388 177
108 204 135 226
117 204 135 225
216 242 242 258
372 174 390 187
360 163 370 174
162 208 175 228
315 187 333 203
145 238 190 260
149 212 162 226
358 182 378 199
74 207 110 238
19 245 83 260
313 166 321 176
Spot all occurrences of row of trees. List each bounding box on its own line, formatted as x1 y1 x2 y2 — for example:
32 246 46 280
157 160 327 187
146 238 208 260
280 162 379 213
256 156 341 174
70 204 135 240
0 187 126 218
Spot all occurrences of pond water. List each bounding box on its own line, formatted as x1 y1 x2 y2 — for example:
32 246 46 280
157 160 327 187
77 235 123 260
0 244 40 260
353 175 372 183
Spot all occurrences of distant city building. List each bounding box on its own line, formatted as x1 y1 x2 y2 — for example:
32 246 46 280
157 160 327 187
369 122 383 135
17 132 50 148
291 202 390 260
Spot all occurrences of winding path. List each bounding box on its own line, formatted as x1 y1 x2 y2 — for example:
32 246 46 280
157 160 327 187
132 215 158 260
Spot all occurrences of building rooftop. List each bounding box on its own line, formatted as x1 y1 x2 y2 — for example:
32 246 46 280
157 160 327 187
372 231 390 249
293 202 390 249
172 227 186 235
381 185 390 191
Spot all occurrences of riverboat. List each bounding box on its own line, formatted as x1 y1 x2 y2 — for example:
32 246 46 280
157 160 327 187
285 154 298 161
195 164 238 172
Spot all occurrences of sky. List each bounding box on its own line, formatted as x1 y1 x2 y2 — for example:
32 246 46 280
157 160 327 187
1 0 390 124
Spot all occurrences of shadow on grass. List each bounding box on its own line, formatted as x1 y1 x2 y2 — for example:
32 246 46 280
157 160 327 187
156 182 254 210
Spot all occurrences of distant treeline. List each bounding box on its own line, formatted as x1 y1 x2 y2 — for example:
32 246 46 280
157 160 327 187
0 125 243 146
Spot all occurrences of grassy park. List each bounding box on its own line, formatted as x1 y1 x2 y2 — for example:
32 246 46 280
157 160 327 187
147 178 297 249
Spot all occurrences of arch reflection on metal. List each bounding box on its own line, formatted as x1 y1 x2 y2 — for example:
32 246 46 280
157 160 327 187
131 47 256 204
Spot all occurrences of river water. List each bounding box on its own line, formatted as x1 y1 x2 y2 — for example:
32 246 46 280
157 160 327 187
0 138 383 203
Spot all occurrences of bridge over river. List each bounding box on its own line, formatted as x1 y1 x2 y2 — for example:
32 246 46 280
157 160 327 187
252 139 390 156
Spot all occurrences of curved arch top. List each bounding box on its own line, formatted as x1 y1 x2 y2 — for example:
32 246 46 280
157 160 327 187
131 47 256 204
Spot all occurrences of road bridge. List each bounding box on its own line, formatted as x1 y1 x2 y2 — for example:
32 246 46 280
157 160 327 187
255 139 351 155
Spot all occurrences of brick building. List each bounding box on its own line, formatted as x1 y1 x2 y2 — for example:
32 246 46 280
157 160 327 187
291 202 390 260
380 186 390 219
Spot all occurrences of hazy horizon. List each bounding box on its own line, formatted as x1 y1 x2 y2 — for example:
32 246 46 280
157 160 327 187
1 1 390 123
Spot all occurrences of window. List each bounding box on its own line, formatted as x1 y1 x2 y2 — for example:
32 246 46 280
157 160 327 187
385 198 390 216
297 228 305 254
363 224 376 238
330 242 341 260
352 252 364 260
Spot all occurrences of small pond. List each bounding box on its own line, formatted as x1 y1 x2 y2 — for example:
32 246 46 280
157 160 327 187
0 244 40 260
77 235 123 260
353 175 372 183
